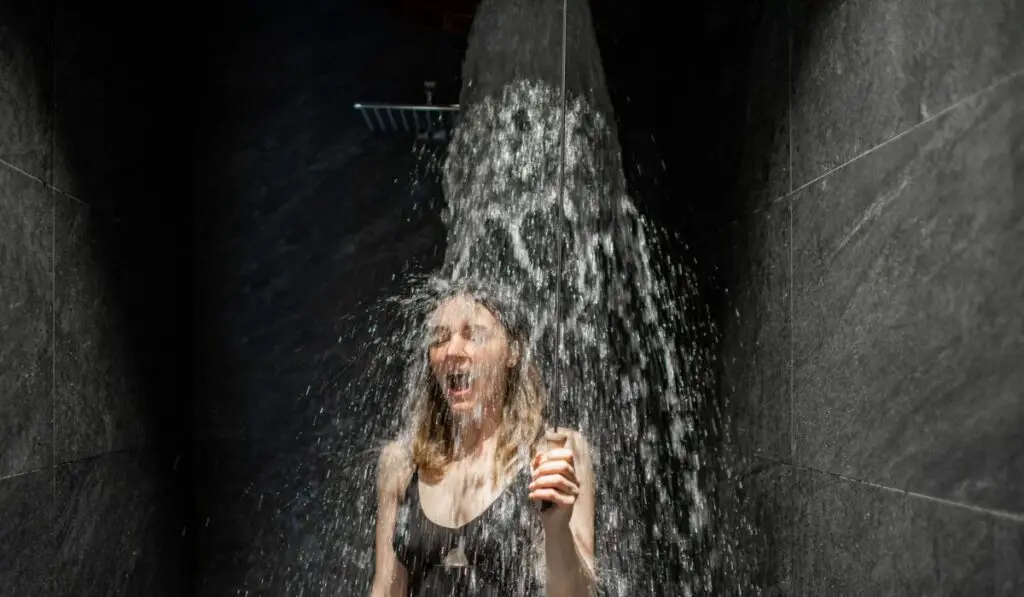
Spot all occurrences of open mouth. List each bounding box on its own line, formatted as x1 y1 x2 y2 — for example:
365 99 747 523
445 371 473 395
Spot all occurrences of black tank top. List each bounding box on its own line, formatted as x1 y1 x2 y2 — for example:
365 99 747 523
392 467 543 597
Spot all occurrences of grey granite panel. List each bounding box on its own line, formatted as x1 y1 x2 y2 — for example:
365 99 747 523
0 169 53 476
55 451 185 597
720 199 791 460
792 75 1024 512
0 0 53 181
995 519 1024 596
54 196 146 462
791 468 909 594
901 495 996 595
794 472 1005 595
791 0 1024 186
0 469 54 594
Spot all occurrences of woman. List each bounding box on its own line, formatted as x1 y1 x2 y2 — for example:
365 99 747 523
370 282 596 596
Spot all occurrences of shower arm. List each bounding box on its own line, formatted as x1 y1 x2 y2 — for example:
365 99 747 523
353 81 459 141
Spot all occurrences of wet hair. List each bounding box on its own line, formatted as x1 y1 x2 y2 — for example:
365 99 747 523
407 276 547 483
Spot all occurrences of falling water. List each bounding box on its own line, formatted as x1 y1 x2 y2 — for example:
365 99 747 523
237 0 750 595
441 78 717 596
430 0 730 593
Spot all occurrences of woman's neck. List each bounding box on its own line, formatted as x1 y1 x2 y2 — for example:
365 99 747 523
451 416 501 459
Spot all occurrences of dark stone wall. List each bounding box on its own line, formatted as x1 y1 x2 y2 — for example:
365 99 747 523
0 0 192 594
717 0 1024 593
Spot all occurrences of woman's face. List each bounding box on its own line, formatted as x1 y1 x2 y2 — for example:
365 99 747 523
426 295 516 418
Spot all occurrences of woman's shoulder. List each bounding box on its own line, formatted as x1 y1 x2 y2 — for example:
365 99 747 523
377 440 414 493
379 439 407 466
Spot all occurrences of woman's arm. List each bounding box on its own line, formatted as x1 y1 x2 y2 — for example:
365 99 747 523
537 430 597 597
370 442 408 597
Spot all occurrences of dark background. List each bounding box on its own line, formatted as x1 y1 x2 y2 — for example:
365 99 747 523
1 0 1021 595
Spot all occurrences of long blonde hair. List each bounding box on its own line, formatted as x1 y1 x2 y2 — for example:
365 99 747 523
407 283 547 483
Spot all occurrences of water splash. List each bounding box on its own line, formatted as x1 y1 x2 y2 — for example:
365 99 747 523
440 71 720 593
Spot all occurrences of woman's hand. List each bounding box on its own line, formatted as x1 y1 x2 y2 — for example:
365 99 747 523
528 429 579 528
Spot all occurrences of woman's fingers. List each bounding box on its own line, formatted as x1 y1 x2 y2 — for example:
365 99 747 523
532 448 575 467
530 445 579 509
528 487 576 506
529 473 579 495
544 428 569 445
530 430 581 513
531 459 576 480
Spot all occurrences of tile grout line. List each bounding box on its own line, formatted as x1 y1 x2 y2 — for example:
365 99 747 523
0 465 53 482
903 489 1024 524
0 157 47 185
50 195 56 596
51 13 58 592
50 11 56 193
51 190 56 479
785 11 797 586
0 446 152 482
788 195 794 463
57 446 147 469
751 454 1024 523
786 0 796 467
787 0 793 197
789 66 1024 198
0 156 87 205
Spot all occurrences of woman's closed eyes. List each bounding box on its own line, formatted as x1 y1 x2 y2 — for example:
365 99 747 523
428 324 492 347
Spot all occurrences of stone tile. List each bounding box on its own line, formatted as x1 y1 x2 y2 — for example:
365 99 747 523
995 519 1024 596
0 0 54 181
791 468 910 594
54 197 147 462
735 2 791 206
720 199 791 460
0 169 53 476
0 469 54 594
54 451 187 597
792 470 1010 595
791 75 1024 512
901 496 995 595
791 0 1024 187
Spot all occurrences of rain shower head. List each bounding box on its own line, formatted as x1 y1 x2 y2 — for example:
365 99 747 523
352 102 458 141
354 81 459 142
